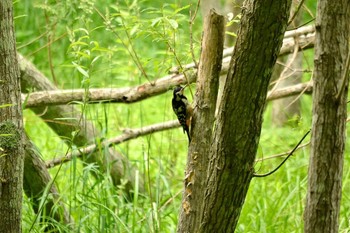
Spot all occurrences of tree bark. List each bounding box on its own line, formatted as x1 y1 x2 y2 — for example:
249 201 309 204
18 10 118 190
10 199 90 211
0 1 24 232
304 1 350 232
177 10 225 232
199 0 292 232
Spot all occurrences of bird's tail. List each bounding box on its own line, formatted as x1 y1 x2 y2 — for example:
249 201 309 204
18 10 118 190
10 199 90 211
185 129 191 143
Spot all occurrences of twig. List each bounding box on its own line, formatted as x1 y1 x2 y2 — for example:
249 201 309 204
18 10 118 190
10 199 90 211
46 120 180 168
288 0 306 26
94 7 151 83
268 39 300 98
253 129 311 178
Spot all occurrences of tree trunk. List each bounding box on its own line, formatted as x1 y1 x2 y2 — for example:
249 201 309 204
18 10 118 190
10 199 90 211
304 1 350 232
177 0 292 232
0 1 25 232
177 10 225 232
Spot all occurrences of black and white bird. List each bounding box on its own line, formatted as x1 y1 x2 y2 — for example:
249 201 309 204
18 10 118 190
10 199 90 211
172 86 192 142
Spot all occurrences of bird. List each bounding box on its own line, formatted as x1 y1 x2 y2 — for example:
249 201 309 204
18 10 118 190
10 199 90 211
172 85 192 142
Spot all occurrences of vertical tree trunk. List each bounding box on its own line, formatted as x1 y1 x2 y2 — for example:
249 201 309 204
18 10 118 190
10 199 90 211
0 1 25 232
177 10 225 232
304 1 350 232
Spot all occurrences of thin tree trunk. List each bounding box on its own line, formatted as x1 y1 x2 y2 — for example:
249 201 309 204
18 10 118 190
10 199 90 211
177 10 225 232
0 1 24 232
200 0 291 231
304 1 350 232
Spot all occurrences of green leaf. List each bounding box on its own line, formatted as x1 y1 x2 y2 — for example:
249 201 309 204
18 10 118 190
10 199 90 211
72 62 89 78
166 18 178 29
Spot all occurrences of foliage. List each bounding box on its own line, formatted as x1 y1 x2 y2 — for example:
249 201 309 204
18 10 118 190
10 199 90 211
13 0 350 232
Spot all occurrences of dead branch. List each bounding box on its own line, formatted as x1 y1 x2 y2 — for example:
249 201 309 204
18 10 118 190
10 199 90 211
24 80 313 108
22 71 196 108
46 120 180 168
266 81 312 101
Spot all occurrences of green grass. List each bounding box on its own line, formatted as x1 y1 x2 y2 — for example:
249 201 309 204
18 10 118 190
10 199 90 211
16 0 350 232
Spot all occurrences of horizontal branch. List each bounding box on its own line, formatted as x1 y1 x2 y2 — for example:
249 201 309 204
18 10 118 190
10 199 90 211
23 26 315 108
24 80 313 109
267 81 312 101
284 25 315 38
46 120 180 168
23 71 196 107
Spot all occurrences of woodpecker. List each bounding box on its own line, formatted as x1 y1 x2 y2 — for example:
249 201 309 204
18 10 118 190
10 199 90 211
172 85 192 142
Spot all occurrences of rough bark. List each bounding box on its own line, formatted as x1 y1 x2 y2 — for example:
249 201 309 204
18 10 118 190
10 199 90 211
23 133 73 230
0 1 24 232
177 10 225 232
304 1 350 232
199 0 292 232
18 54 144 195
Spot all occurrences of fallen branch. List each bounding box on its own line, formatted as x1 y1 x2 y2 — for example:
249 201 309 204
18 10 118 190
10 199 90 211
46 120 180 168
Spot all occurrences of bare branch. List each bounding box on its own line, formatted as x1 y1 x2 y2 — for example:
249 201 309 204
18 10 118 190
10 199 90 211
46 120 180 168
23 80 313 108
284 24 314 38
22 72 196 108
266 81 312 101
